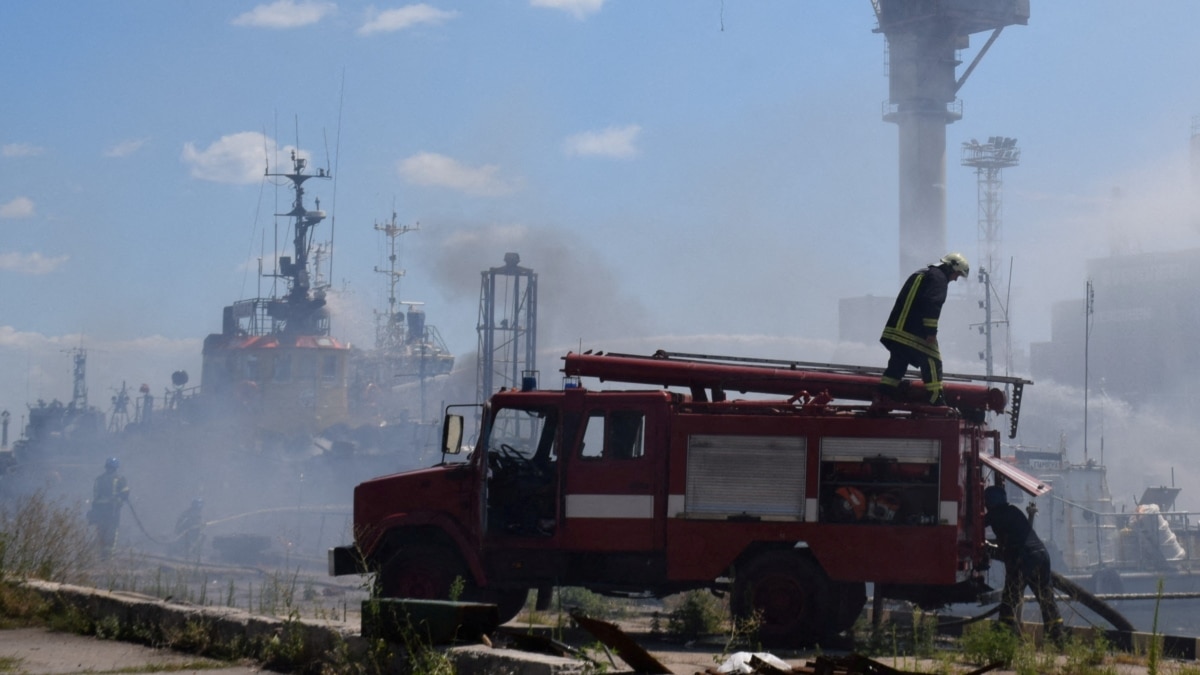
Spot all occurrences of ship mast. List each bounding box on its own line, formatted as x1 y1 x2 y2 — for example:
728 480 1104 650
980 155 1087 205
373 212 418 351
266 150 332 335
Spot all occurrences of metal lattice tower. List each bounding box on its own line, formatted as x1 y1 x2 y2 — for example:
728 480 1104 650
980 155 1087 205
961 136 1019 284
477 253 538 405
873 0 1029 280
961 136 1019 380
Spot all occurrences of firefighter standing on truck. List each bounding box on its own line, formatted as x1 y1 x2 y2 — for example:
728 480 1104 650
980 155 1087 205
877 252 969 407
88 457 130 559
984 484 1065 645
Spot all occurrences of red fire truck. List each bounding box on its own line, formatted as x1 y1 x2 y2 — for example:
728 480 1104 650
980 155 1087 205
330 350 1045 645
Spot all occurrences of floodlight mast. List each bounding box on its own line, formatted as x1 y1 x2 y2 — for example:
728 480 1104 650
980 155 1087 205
962 136 1019 381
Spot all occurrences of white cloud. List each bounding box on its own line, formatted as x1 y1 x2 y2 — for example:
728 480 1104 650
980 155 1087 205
0 251 68 275
0 197 35 219
563 124 641 158
358 4 459 35
232 0 336 28
182 132 305 185
2 143 44 157
398 152 518 196
530 0 604 19
105 138 149 158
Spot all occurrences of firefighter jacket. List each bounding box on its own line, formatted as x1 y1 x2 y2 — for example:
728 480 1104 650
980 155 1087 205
985 502 1047 565
880 265 950 358
91 472 129 519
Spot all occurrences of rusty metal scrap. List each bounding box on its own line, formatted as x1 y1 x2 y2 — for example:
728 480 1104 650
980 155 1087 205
569 611 673 674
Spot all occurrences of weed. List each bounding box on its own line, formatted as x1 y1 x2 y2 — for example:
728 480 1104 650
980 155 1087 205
716 610 762 660
166 618 216 655
0 582 47 628
959 621 1021 666
1058 632 1113 675
554 587 626 620
0 489 96 583
1149 577 1164 675
0 655 23 673
43 602 92 635
663 590 726 642
94 614 122 640
258 616 311 672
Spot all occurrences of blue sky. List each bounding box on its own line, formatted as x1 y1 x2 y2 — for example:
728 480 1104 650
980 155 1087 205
4 1 1200 439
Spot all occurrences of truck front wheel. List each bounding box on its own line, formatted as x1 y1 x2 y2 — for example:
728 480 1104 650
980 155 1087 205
732 551 833 647
378 543 465 600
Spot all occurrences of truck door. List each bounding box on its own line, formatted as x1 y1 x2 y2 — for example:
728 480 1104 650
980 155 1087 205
559 395 663 551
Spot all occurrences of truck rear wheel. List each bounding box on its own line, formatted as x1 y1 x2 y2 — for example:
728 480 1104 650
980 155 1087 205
378 543 465 600
732 550 833 647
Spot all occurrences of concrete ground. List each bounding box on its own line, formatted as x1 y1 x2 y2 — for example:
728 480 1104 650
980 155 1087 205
0 627 271 675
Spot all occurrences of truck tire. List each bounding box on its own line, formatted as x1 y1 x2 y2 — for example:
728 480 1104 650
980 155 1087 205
475 588 529 625
378 543 465 600
732 550 833 647
378 544 527 624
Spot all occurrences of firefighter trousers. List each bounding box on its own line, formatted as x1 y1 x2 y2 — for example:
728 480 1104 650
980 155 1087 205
879 342 944 404
998 551 1064 644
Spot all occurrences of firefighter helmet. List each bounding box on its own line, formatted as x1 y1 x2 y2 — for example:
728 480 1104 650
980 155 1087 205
834 486 867 521
984 485 1007 509
867 492 902 522
940 252 970 278
105 457 119 472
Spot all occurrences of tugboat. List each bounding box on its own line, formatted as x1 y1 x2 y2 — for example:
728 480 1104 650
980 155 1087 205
199 151 350 451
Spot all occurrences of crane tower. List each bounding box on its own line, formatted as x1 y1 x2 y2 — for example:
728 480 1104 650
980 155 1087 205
872 0 1029 280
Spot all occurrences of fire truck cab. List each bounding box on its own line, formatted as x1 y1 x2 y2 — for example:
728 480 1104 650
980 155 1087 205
331 351 1040 646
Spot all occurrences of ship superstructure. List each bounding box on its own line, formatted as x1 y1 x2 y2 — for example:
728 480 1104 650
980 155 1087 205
200 151 350 447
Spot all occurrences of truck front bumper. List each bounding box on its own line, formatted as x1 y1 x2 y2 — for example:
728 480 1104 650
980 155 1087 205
328 545 369 577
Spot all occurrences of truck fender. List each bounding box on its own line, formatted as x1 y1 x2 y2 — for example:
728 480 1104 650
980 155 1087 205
371 510 487 586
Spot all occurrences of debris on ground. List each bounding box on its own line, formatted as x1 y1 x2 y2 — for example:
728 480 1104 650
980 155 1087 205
695 652 1004 675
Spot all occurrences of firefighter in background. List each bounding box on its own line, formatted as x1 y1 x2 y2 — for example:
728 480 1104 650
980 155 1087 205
173 498 206 558
984 484 1065 644
877 252 969 407
88 457 130 559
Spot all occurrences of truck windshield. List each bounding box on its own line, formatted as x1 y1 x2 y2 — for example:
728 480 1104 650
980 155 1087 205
485 406 558 464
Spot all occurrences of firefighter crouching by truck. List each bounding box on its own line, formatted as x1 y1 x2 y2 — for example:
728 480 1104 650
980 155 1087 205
984 483 1065 645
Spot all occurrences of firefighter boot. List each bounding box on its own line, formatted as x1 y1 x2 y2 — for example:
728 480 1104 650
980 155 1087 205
1046 618 1067 648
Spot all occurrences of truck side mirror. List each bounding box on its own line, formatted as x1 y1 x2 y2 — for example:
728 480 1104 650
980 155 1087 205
442 414 464 456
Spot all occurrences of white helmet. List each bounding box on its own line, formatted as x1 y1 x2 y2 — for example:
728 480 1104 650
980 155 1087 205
940 252 970 277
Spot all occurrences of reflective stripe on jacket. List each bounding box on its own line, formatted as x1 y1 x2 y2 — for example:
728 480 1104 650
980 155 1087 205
880 265 949 358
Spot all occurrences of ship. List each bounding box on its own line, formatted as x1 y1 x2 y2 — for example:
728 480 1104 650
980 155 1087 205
195 150 352 452
0 142 459 565
340 212 454 454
